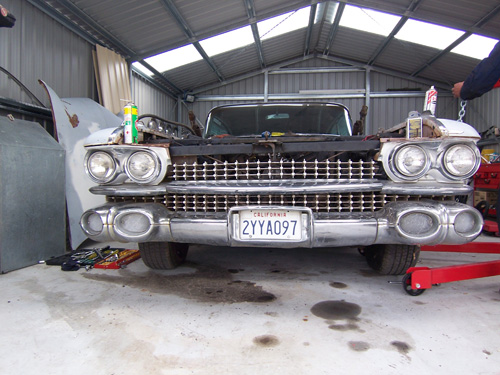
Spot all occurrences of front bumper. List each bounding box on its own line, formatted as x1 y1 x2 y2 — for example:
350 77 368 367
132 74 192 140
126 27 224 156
81 200 483 247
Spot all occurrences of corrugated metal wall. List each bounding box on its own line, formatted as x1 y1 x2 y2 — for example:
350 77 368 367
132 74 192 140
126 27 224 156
131 72 177 120
465 89 500 132
185 58 460 134
371 71 458 130
0 0 96 108
1 1 177 131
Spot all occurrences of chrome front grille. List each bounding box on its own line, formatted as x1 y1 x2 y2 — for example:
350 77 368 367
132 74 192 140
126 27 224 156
107 194 453 213
171 159 379 181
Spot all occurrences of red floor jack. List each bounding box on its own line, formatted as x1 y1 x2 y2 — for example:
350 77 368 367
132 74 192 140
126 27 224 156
402 234 500 296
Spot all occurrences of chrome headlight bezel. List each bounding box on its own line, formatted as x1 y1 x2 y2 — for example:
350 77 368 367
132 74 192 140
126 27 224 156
390 144 431 180
84 145 170 185
441 144 480 180
125 150 161 184
85 151 117 184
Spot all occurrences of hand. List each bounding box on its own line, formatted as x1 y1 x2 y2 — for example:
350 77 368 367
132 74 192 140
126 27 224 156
452 82 464 98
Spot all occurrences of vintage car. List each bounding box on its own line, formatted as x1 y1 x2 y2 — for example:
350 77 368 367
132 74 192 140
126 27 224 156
80 103 483 275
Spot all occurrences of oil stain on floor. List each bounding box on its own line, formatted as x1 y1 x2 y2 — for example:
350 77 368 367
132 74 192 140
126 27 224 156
329 282 348 289
253 335 280 347
83 262 276 304
310 300 362 320
348 341 370 352
391 340 412 355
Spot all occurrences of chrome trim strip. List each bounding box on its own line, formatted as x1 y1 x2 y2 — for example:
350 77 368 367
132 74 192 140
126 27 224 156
89 180 471 196
90 184 168 196
381 182 472 195
165 180 383 194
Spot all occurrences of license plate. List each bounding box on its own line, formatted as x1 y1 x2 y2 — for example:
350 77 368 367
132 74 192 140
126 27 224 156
238 209 302 240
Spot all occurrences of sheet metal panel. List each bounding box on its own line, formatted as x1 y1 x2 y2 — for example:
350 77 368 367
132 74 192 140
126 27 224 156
0 0 95 108
370 96 455 130
419 53 481 87
95 44 131 115
203 75 265 96
177 0 248 37
261 29 307 66
164 60 220 92
210 47 262 80
131 73 176 120
0 117 65 273
374 40 437 78
329 27 385 63
71 0 184 57
268 69 365 94
371 71 424 92
464 89 500 133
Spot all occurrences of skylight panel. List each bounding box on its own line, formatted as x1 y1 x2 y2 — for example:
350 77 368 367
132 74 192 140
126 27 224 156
144 44 203 72
451 34 499 60
323 2 339 24
132 62 154 77
339 5 400 36
199 25 254 57
395 19 464 50
258 6 310 40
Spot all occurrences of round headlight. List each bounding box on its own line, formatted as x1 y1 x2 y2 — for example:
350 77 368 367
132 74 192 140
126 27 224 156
393 145 429 178
443 144 478 178
125 151 159 183
87 151 116 183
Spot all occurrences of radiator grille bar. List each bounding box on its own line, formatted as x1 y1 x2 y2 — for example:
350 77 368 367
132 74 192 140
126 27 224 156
107 194 453 213
171 159 378 181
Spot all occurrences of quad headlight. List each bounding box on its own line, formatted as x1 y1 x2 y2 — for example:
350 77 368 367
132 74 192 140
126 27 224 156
382 140 480 183
86 151 116 183
125 151 160 183
393 145 430 179
442 144 479 179
84 146 169 185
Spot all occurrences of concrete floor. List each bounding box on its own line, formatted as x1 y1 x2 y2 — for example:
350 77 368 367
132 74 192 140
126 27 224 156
1 238 500 375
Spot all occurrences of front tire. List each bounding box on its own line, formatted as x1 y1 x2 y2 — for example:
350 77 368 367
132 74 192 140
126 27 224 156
139 242 189 270
364 244 420 275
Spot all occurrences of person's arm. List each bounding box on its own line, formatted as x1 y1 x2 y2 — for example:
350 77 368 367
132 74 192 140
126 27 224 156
460 41 500 100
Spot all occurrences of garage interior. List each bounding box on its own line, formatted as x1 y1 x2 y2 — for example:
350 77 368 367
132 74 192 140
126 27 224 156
1 0 500 373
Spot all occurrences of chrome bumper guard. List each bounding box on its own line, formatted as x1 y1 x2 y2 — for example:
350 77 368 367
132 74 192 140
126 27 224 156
81 200 483 247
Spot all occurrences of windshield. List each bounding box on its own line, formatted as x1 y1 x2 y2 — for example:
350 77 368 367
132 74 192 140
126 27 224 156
205 104 352 138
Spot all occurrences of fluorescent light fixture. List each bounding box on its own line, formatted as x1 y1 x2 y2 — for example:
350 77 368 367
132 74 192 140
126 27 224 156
144 44 203 72
452 34 499 60
200 25 254 57
258 6 310 40
395 19 464 50
132 62 154 76
339 5 400 36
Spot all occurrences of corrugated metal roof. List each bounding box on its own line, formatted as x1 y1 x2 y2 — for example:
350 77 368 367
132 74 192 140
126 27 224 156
31 0 500 95
330 27 386 63
375 41 441 76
